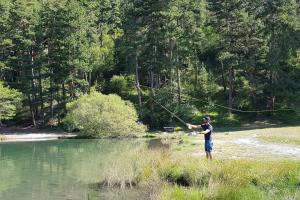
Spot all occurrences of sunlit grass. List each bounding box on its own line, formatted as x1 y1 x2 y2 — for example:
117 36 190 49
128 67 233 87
255 126 300 146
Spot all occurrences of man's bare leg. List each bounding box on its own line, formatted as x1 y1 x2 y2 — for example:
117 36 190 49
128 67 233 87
206 152 212 160
208 152 212 160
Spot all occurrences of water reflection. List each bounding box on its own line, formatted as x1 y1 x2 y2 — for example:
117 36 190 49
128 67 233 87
0 139 155 200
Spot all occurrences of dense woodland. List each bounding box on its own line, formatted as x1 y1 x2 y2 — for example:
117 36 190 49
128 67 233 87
0 0 300 129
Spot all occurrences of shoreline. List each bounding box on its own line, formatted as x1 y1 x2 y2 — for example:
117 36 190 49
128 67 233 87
1 134 77 142
0 127 76 142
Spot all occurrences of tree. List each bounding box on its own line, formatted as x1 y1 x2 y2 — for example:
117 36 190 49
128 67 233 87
0 0 12 81
0 82 22 125
263 0 300 111
6 0 41 125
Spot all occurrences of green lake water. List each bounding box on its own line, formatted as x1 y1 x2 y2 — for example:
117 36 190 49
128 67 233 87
0 139 159 200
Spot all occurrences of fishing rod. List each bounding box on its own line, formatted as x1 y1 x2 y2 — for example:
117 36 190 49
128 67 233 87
136 83 188 127
149 96 188 127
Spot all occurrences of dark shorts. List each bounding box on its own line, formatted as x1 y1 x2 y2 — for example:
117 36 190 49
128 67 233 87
205 140 213 152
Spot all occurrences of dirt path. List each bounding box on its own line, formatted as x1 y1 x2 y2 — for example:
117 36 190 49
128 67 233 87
231 135 300 158
191 128 300 159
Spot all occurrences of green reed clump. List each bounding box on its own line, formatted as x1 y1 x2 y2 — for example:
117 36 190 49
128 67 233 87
100 143 169 189
158 158 300 200
159 156 212 187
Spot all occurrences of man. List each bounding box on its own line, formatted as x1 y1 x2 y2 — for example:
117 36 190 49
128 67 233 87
187 116 213 160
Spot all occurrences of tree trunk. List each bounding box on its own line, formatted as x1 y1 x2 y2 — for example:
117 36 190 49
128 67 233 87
62 82 67 113
194 61 198 96
135 54 142 109
270 70 276 113
31 67 38 120
57 88 61 126
89 71 92 89
38 68 44 125
272 96 275 112
31 51 39 121
28 94 36 127
169 38 173 92
150 69 155 111
50 70 54 121
176 67 181 107
228 66 234 115
220 60 227 92
176 45 181 107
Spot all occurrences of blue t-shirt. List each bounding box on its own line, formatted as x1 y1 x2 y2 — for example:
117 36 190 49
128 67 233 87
201 124 213 140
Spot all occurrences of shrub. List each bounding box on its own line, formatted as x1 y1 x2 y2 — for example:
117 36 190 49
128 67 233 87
63 91 146 137
0 81 22 125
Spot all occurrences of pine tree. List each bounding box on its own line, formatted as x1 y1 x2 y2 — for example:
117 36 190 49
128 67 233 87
0 0 12 81
7 0 41 125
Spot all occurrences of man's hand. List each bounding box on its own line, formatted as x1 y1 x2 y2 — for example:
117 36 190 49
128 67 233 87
186 123 192 129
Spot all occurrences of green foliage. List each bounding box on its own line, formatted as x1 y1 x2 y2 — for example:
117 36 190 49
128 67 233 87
107 75 135 99
63 91 146 137
0 82 22 123
0 0 300 128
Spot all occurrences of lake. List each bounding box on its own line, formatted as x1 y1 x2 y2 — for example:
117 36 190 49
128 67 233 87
0 139 160 200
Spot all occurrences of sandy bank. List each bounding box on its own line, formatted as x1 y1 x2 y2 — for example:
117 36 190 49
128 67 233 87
0 127 76 142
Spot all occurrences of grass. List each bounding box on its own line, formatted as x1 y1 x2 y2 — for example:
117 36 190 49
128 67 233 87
101 153 300 199
157 158 300 200
255 126 300 146
96 126 300 199
166 126 300 160
99 144 168 189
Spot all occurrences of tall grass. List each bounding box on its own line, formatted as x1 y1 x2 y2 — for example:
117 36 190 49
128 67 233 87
157 156 300 200
100 143 169 190
98 140 300 199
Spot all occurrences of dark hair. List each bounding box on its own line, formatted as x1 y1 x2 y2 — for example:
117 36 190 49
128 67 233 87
203 116 210 121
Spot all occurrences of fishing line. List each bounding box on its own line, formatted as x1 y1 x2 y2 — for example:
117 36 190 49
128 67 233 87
137 85 188 126
139 84 300 113
149 96 188 126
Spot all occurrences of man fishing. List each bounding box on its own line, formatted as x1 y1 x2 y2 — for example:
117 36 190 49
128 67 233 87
186 116 213 160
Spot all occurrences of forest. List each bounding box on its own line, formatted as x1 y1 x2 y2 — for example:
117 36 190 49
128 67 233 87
0 0 300 129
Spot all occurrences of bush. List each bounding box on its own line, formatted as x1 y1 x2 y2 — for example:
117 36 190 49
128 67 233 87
0 81 22 125
63 91 146 137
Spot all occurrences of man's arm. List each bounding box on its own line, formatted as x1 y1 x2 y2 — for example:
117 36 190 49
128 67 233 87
200 129 210 134
186 123 202 129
